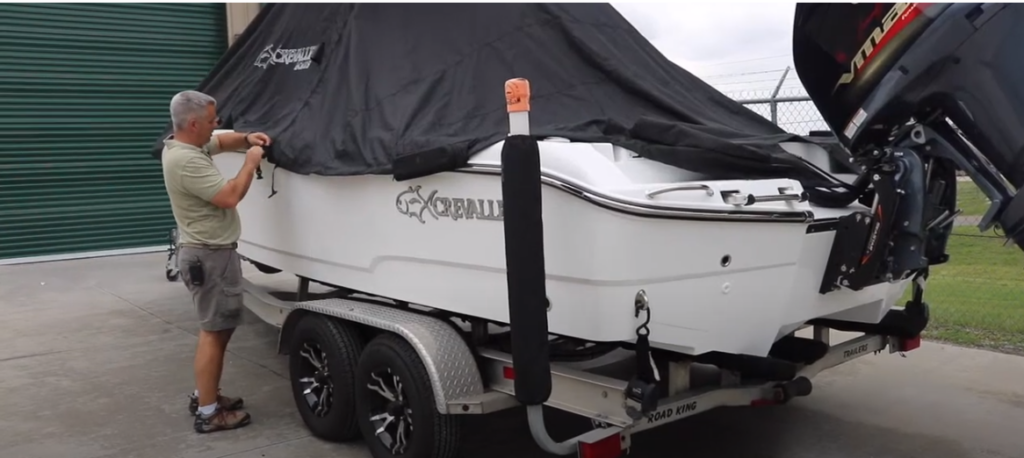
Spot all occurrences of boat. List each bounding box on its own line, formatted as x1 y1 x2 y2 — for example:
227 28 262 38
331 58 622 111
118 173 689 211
152 3 1024 457
155 2 1023 364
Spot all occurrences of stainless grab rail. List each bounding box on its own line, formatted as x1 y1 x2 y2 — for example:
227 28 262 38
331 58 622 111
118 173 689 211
456 165 816 223
722 188 809 206
644 183 715 199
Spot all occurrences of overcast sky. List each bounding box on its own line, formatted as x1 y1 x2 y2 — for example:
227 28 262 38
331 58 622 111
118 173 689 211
611 2 802 97
609 1 828 133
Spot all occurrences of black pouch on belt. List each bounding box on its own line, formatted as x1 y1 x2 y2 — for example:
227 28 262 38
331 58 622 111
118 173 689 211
188 260 205 287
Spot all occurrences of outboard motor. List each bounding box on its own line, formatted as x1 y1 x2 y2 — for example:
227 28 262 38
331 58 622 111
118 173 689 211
793 3 1024 301
794 3 1024 247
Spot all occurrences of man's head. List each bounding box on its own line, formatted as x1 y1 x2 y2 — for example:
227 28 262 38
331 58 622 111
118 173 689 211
169 90 219 146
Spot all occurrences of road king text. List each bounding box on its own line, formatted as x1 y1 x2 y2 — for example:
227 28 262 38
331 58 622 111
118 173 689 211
646 401 698 423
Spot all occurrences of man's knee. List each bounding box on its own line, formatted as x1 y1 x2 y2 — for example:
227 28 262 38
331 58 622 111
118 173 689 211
198 328 235 349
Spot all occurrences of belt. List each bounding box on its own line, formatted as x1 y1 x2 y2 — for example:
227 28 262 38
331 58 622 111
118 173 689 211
179 242 238 250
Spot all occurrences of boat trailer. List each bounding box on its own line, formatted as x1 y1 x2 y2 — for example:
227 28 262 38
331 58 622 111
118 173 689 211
239 273 923 458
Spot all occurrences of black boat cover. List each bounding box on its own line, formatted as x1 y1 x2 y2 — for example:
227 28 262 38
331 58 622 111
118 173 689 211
152 3 854 187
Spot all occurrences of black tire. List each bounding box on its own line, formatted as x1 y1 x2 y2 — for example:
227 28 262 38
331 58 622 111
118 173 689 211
288 314 365 442
355 333 461 458
165 268 179 282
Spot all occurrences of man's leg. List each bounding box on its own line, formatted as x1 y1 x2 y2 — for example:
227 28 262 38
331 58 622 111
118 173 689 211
182 247 250 433
195 328 233 407
188 326 241 414
210 327 235 394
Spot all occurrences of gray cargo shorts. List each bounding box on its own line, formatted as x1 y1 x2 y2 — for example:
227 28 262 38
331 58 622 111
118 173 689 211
178 244 244 332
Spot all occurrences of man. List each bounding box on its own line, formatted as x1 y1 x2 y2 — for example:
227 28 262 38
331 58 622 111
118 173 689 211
160 89 270 434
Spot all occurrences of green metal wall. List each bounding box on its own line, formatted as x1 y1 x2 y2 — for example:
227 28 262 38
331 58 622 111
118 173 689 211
0 3 227 261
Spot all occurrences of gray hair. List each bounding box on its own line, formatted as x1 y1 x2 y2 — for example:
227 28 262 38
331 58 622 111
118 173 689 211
169 90 217 130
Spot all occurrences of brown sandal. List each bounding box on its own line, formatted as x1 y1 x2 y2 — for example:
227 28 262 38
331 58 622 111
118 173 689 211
189 389 245 416
193 406 252 433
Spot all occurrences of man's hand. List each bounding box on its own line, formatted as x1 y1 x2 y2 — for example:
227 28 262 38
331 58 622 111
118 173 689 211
208 145 265 209
245 146 265 168
245 132 272 147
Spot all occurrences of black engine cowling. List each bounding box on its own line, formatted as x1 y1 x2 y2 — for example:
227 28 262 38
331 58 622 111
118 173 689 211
793 3 1024 252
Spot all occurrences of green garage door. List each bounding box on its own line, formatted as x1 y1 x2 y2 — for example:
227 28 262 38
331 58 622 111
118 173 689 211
0 3 226 261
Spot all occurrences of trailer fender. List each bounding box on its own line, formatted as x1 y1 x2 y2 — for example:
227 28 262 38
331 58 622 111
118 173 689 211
277 298 486 414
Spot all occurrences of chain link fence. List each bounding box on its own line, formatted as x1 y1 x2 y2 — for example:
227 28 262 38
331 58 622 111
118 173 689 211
727 74 1024 355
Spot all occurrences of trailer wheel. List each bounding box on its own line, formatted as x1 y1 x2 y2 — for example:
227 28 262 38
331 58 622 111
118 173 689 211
288 313 364 442
355 333 461 458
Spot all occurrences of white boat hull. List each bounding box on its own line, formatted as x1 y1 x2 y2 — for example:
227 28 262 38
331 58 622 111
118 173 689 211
213 136 910 357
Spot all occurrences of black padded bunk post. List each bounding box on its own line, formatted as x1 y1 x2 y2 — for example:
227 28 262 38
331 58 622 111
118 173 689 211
500 78 552 406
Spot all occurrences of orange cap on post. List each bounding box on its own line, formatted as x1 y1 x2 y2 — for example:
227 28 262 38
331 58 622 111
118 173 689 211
505 78 531 113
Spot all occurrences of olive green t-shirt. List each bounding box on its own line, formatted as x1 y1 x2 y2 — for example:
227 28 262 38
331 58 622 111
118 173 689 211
161 136 241 246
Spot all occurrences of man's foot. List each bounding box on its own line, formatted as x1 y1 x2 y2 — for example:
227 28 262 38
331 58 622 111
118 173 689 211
193 407 251 434
188 389 244 416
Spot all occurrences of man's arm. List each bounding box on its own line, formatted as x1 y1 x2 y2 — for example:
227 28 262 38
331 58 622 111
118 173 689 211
182 156 258 209
212 131 271 154
211 132 249 154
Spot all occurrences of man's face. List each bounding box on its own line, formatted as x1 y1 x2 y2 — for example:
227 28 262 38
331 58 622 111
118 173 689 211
191 103 220 142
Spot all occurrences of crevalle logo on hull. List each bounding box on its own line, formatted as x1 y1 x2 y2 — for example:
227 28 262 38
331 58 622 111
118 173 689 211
395 185 503 224
254 43 319 71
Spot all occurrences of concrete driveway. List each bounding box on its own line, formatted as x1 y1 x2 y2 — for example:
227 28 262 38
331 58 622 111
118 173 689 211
2 252 1024 458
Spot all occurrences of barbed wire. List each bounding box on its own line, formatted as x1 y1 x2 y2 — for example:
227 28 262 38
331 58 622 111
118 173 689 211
697 53 794 69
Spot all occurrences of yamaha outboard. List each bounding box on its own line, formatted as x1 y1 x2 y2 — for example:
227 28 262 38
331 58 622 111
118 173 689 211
792 3 1024 303
794 2 1024 243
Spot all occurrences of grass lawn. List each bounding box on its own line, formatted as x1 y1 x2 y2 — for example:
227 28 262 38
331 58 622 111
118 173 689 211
909 179 1024 354
955 177 992 217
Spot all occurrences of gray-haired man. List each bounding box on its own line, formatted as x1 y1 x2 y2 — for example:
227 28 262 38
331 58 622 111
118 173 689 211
160 90 269 433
